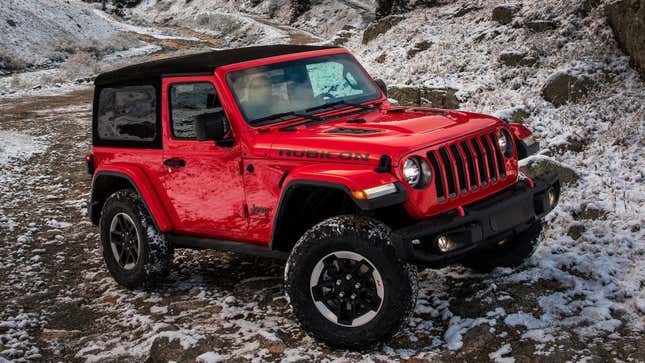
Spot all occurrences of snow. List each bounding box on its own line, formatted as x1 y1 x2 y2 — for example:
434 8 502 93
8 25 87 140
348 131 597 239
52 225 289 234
489 343 515 363
0 0 119 68
196 351 226 363
0 130 44 166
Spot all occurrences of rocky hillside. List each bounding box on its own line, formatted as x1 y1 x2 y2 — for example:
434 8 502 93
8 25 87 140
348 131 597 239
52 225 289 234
0 0 130 72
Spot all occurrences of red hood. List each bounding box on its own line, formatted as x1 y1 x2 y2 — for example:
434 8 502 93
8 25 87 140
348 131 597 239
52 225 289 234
264 108 506 165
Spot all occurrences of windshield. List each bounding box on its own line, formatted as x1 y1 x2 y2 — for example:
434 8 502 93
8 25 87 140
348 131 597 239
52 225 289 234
227 53 382 125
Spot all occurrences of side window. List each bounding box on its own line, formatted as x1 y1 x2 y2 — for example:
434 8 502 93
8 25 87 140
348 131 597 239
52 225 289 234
97 85 157 142
170 82 221 139
306 61 365 99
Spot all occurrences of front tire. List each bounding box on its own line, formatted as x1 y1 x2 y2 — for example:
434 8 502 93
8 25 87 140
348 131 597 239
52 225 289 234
285 215 417 349
461 221 544 273
99 189 174 288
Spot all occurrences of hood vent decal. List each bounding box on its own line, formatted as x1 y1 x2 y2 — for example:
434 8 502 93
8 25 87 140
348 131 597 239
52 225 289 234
326 128 382 135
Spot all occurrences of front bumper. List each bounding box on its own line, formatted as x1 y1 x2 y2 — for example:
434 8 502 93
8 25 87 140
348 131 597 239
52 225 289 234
391 172 560 268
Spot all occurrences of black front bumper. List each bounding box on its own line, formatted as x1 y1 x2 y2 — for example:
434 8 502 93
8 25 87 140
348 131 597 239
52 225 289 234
391 173 560 268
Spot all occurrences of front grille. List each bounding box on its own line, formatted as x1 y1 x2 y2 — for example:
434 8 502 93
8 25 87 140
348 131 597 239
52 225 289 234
427 131 508 202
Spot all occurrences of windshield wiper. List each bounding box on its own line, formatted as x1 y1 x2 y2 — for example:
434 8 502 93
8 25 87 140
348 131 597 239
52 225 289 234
276 100 378 131
250 110 322 125
305 99 377 113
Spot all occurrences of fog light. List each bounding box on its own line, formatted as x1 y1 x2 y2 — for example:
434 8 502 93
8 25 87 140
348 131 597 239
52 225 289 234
436 235 457 253
548 187 557 207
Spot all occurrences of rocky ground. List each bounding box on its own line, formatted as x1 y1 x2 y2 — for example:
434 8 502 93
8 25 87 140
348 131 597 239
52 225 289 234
0 88 642 362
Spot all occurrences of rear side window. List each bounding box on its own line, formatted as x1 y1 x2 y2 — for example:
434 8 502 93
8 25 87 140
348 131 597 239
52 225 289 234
170 82 221 139
97 85 157 142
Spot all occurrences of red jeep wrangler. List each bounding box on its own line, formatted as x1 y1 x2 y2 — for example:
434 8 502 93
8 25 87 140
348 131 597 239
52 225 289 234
87 45 559 348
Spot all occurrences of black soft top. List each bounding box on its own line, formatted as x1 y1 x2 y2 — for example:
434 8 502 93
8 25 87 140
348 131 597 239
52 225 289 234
94 44 339 87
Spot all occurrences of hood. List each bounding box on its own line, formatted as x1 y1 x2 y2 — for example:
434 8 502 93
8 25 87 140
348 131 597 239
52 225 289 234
266 108 505 165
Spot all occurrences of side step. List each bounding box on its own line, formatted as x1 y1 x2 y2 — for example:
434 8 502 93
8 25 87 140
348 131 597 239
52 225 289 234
168 235 288 260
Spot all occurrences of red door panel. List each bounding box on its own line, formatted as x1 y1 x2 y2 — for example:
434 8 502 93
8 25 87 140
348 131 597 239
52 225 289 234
158 76 248 239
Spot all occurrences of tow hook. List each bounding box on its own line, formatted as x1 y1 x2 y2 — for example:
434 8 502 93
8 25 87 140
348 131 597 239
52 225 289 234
456 206 465 217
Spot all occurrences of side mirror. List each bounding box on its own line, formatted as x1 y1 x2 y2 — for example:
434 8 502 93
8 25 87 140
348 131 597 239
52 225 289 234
375 79 387 97
194 111 233 146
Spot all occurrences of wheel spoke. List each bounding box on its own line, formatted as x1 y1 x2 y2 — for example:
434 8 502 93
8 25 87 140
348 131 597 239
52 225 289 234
119 246 128 265
110 231 123 245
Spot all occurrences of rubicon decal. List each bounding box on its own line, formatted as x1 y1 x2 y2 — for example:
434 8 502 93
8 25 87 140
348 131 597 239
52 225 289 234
279 149 370 161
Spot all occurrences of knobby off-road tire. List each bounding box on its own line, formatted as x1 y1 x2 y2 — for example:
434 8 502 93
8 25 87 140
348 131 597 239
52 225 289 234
99 189 174 288
462 221 544 273
284 215 418 349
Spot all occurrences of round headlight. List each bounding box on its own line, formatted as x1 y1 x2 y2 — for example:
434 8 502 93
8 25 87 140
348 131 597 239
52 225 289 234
402 157 432 188
403 158 421 186
497 129 513 157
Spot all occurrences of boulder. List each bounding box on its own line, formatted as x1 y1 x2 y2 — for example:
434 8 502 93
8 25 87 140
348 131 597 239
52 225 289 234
577 0 602 16
146 336 212 363
388 86 460 109
541 71 595 106
362 15 404 44
520 158 579 185
606 0 645 77
450 3 481 18
407 40 432 59
492 4 521 25
499 50 538 66
525 19 558 32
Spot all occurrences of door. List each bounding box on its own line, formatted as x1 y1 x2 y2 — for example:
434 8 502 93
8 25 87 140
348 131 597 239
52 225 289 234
159 76 247 239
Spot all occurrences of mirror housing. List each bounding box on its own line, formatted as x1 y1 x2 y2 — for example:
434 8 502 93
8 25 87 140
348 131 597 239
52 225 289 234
375 79 387 98
193 111 233 146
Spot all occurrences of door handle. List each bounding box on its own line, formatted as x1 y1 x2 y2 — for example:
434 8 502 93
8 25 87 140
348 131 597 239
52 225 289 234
163 158 186 168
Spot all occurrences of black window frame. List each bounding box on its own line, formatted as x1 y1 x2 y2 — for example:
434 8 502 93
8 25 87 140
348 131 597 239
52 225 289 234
168 81 221 141
92 81 162 149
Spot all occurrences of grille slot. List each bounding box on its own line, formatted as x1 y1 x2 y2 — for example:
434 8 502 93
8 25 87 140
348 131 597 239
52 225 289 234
450 144 468 194
471 139 488 187
427 151 446 201
439 147 457 198
460 141 478 190
480 135 497 183
426 130 510 203
489 132 506 179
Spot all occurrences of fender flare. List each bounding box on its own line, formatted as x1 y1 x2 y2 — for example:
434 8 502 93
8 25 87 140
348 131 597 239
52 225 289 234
269 164 408 249
90 167 173 232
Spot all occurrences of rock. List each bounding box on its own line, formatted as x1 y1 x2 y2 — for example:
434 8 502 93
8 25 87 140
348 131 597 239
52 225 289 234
541 71 595 106
572 206 608 220
525 19 559 32
495 107 530 123
492 4 521 25
362 15 404 44
257 334 286 354
460 324 496 354
332 30 353 46
375 53 387 63
577 0 602 16
147 336 212 363
499 50 538 66
407 40 432 59
606 0 645 77
451 3 481 18
388 86 460 109
520 158 580 185
567 224 586 240
7 19 17 27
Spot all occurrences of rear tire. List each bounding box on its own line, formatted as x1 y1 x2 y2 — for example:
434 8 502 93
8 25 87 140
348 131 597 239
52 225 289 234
99 189 173 288
462 221 544 273
285 215 417 349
